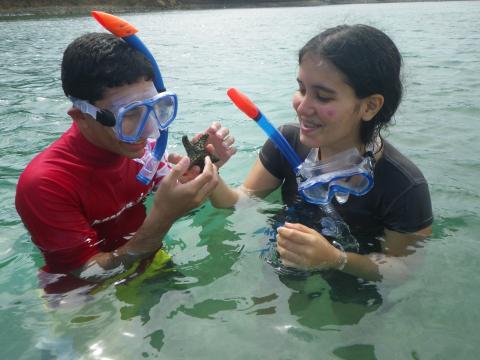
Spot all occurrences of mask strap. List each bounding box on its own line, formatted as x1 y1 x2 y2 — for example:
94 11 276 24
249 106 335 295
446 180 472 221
96 110 116 127
363 137 383 168
70 97 116 127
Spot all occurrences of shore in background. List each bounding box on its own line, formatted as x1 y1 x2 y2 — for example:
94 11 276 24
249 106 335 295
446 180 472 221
0 0 452 19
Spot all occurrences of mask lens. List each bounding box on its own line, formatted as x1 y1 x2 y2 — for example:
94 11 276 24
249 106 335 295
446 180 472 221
152 95 176 128
331 173 372 194
140 113 161 139
336 174 366 189
120 105 149 137
300 182 330 204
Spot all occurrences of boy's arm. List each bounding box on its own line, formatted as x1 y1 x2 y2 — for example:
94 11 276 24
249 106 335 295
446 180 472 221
74 156 219 279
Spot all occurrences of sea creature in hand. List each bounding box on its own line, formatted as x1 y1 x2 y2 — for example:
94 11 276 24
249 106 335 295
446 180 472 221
182 134 219 170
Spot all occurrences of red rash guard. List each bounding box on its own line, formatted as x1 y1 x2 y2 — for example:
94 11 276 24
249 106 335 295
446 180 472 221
15 123 171 273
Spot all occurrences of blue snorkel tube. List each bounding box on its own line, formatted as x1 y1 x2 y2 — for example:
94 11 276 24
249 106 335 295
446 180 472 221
227 88 359 254
92 11 169 185
226 88 303 171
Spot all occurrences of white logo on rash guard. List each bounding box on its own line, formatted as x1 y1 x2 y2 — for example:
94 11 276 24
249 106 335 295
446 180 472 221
91 191 149 226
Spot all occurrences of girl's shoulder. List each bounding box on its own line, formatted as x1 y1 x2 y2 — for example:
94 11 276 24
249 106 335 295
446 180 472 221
373 141 433 233
377 141 428 186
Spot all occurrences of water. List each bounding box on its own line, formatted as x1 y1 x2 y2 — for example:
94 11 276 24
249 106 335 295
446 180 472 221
1 1 480 358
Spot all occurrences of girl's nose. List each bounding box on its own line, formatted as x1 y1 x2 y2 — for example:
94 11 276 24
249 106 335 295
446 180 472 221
293 93 315 117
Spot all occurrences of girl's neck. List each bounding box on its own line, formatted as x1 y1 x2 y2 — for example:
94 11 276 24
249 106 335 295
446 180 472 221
318 137 384 163
318 141 365 161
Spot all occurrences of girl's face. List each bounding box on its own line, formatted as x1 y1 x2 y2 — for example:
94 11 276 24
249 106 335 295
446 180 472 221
293 53 366 155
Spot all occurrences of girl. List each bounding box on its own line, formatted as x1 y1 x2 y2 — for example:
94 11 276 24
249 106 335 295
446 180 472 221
209 24 433 282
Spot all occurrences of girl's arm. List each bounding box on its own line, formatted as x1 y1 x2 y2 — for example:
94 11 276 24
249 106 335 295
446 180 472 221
209 158 282 208
277 223 432 283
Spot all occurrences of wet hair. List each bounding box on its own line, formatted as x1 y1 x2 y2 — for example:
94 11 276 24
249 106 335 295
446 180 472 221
61 32 154 103
299 24 403 145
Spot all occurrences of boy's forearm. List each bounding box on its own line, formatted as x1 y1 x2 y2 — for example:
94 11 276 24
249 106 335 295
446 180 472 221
122 211 173 255
73 212 174 279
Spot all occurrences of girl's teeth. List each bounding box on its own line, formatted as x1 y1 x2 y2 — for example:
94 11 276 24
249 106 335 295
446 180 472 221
304 122 320 128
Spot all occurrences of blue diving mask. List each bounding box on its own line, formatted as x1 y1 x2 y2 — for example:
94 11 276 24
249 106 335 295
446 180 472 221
70 87 178 143
297 147 375 205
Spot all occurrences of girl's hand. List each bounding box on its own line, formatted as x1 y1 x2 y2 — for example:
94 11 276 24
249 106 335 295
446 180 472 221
197 121 236 168
276 222 344 270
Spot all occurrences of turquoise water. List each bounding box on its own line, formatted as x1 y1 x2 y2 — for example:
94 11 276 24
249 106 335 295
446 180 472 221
1 1 480 358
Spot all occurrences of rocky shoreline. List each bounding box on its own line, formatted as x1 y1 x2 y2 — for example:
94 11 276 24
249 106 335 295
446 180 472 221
0 0 447 19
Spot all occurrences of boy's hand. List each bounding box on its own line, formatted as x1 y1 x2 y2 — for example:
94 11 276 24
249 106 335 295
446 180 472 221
168 153 201 183
108 156 217 262
194 121 236 168
152 156 219 222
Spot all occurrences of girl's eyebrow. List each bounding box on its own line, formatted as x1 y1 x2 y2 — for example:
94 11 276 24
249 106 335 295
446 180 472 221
296 78 336 94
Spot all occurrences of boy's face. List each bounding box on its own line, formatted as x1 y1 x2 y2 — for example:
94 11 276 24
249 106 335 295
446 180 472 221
80 79 156 159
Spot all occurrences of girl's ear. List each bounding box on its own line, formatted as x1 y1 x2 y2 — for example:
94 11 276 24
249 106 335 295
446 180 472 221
362 94 384 121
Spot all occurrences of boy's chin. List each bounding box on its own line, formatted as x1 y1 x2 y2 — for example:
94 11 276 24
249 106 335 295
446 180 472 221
119 140 146 156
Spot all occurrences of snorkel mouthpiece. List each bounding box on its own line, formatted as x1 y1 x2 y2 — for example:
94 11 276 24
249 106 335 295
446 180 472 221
136 131 168 184
227 88 302 170
92 11 169 185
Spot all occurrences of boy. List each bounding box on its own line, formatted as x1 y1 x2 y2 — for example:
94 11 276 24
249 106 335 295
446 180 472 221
16 32 231 281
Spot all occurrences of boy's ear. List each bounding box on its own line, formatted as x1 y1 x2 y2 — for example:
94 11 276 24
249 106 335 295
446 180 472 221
68 107 94 133
361 94 384 122
67 107 85 122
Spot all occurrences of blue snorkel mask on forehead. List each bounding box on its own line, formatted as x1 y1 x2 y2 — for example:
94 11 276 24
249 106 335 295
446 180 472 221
79 11 175 185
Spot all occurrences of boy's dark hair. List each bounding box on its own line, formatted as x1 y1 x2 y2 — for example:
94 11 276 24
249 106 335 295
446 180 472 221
299 24 403 145
61 32 154 103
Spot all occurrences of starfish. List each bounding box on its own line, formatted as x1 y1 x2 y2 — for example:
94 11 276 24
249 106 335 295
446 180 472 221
182 133 219 170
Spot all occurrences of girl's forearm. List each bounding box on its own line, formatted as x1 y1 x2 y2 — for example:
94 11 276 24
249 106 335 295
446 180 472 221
342 252 412 284
209 176 242 208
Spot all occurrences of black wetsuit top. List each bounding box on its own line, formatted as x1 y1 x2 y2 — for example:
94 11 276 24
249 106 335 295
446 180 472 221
259 123 433 254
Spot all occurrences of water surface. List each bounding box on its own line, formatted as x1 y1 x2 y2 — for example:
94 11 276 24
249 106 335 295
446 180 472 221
1 2 479 359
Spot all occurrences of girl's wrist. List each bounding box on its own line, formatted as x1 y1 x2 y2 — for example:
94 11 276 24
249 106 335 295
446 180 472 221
334 249 348 271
